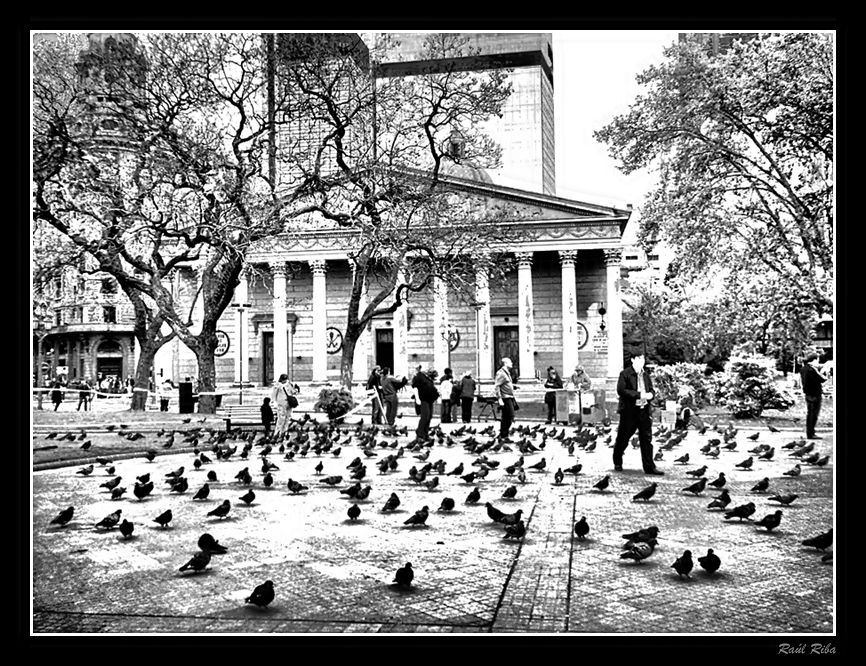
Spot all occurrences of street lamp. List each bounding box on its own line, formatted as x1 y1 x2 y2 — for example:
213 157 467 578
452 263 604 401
33 301 52 410
231 302 251 405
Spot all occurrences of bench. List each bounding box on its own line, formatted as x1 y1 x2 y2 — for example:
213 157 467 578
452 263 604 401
219 405 314 431
475 395 500 422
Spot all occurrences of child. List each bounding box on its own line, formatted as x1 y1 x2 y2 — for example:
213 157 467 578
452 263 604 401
261 396 275 435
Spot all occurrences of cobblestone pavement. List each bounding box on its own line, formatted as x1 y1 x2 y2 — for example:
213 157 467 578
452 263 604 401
31 417 834 634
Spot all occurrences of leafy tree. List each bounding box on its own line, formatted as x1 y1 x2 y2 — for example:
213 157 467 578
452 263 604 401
597 34 833 326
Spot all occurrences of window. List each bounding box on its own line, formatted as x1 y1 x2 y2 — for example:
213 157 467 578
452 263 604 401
647 254 660 261
55 310 62 327
625 255 639 261
103 306 117 323
101 278 117 294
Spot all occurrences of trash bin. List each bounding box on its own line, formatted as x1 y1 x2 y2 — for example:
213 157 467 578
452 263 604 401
214 394 223 409
178 382 195 414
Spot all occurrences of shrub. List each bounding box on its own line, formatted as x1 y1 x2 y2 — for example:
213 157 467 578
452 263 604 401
314 388 355 421
650 363 716 409
716 354 795 418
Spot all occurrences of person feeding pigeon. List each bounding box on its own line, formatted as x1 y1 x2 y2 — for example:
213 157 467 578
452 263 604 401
799 353 826 439
271 374 293 438
494 358 517 443
612 350 663 475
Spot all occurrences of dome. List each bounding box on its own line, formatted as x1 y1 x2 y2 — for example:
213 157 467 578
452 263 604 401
439 161 493 184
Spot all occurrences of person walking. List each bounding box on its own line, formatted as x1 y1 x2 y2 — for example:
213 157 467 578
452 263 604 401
77 378 91 412
612 351 663 475
271 374 292 438
543 366 563 424
51 381 64 411
412 366 439 443
458 371 476 423
494 358 517 442
439 368 454 424
800 353 827 439
159 378 173 412
366 366 384 425
260 397 274 435
380 368 407 426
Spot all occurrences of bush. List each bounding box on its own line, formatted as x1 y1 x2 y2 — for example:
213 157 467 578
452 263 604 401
716 354 795 418
313 388 355 421
650 363 716 409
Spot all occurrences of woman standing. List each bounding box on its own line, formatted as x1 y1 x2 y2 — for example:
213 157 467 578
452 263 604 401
458 371 476 423
439 368 454 424
543 367 563 424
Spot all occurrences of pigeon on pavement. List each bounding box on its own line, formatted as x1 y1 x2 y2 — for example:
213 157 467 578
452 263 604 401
381 492 401 512
751 478 770 493
393 563 414 587
153 509 173 528
503 520 527 540
502 485 517 499
573 516 589 540
95 509 122 530
593 475 610 492
198 533 228 554
671 550 693 579
403 506 430 526
438 497 455 512
706 489 731 510
465 487 481 504
239 490 256 505
178 550 211 573
698 549 721 574
620 539 657 563
50 506 74 527
783 464 802 477
632 482 658 502
682 478 708 495
754 510 783 531
207 500 231 519
768 493 798 506
119 519 134 538
245 580 275 607
801 529 832 551
724 502 756 521
347 503 361 521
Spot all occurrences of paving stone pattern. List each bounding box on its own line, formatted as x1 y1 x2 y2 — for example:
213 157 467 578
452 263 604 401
32 420 833 633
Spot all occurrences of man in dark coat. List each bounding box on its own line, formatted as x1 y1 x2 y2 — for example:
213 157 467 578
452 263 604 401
612 351 664 475
366 366 384 425
800 353 826 439
411 367 439 442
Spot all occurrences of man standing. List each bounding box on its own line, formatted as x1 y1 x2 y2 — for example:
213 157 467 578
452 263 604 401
271 373 291 438
366 366 384 425
612 351 664 475
800 353 826 439
494 358 516 442
381 368 407 426
411 366 438 443
77 378 91 412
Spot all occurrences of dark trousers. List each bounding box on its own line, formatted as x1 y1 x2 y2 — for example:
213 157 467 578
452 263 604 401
545 395 556 423
499 397 515 440
461 397 473 423
160 398 169 412
416 401 433 440
371 392 384 424
385 396 398 425
77 396 89 411
805 394 822 437
441 399 452 423
53 401 61 411
613 406 656 472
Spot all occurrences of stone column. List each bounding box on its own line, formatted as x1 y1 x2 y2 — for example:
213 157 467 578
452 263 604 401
311 259 328 382
234 270 250 384
432 277 449 372
515 251 536 382
271 262 288 384
604 248 625 377
393 269 408 378
351 263 369 381
559 250 579 375
474 265 493 380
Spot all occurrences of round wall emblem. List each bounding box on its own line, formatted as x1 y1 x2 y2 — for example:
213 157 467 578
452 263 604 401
214 330 230 357
576 322 589 350
326 327 343 354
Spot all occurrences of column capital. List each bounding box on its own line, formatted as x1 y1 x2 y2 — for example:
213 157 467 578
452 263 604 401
603 248 622 267
558 249 578 266
514 251 533 269
310 259 328 275
270 262 288 278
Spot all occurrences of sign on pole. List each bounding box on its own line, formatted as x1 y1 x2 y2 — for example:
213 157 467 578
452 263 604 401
214 331 230 357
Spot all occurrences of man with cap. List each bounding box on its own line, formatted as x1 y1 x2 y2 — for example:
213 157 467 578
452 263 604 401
800 353 827 439
612 349 664 475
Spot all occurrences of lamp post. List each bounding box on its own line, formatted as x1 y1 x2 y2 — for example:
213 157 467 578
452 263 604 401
34 302 51 410
232 302 251 405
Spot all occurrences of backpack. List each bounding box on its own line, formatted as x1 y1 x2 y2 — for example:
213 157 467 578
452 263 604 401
287 392 299 408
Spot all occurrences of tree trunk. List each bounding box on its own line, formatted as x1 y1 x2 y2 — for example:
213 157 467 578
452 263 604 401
197 350 218 414
340 327 359 390
129 340 158 411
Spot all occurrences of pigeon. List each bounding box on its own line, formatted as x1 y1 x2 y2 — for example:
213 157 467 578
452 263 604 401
119 519 134 538
674 453 690 464
573 516 589 540
144 450 157 462
528 457 547 472
347 503 361 521
751 478 770 493
553 468 564 485
393 562 414 587
485 502 506 522
447 463 464 476
735 457 754 470
707 489 732 510
697 548 721 574
724 502 756 521
100 476 122 491
621 526 660 543
754 510 783 531
166 466 185 479
314 461 324 475
500 509 524 526
517 469 527 484
153 509 173 528
111 487 127 500
461 472 478 484
356 485 372 500
783 464 802 477
207 471 218 482
207 500 231 519
136 473 151 484
503 520 527 540
76 464 94 476
320 475 343 486
686 465 707 478
593 475 610 492
381 492 401 512
239 490 256 505
95 509 122 530
133 481 154 501
747 432 760 441
671 550 693 579
465 487 481 504
178 550 211 573
80 440 92 451
403 506 430 526
287 479 308 494
438 497 455 512
632 482 658 502
95 457 113 466
198 533 228 554
682 478 708 495
502 485 517 499
245 580 275 607
423 476 440 491
814 455 830 467
708 473 727 489
801 529 832 551
620 538 657 562
758 447 775 461
169 477 189 494
768 493 798 506
263 473 274 488
49 506 74 527
822 552 833 563
340 482 362 498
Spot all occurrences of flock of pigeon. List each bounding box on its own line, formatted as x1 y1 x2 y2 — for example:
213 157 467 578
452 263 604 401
43 413 833 612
